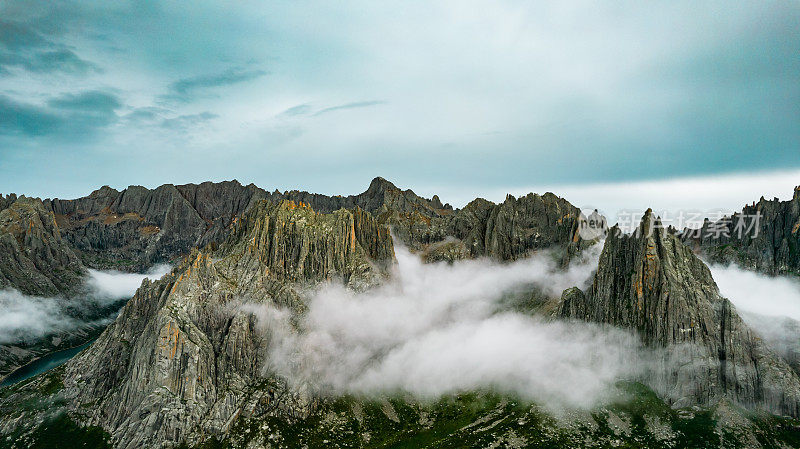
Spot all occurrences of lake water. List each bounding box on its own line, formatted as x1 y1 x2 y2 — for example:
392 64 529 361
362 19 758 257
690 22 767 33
0 340 94 387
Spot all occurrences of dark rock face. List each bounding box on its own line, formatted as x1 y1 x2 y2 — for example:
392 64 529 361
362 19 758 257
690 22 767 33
559 211 800 417
0 196 85 296
457 193 584 260
46 184 223 271
681 186 800 276
278 176 451 217
739 312 800 376
222 200 394 285
269 177 590 262
0 197 91 377
53 200 394 448
0 194 17 213
370 188 591 263
39 178 438 272
37 177 593 273
422 238 471 264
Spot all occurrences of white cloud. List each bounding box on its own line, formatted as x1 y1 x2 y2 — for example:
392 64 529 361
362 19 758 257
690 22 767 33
0 290 80 345
245 244 645 410
710 263 800 321
0 264 171 344
86 264 171 305
709 263 800 364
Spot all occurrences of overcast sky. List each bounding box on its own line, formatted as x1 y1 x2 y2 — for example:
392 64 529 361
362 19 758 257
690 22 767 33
1 1 798 215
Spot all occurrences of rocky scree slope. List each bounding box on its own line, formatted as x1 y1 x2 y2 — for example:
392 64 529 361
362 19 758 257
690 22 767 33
559 210 800 417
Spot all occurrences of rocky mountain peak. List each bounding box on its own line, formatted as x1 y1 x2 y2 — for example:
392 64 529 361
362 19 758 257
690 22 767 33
366 176 399 194
560 210 800 416
87 185 119 199
223 199 394 285
0 193 18 212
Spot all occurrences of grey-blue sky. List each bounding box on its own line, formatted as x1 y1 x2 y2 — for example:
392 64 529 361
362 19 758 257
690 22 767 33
0 0 798 203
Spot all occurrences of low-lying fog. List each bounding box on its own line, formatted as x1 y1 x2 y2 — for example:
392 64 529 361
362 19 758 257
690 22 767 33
244 244 800 411
246 244 646 410
0 264 171 345
709 263 800 364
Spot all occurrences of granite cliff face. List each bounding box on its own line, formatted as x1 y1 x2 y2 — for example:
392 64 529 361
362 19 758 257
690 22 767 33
26 200 395 448
38 178 439 273
682 186 800 276
0 196 85 296
451 193 586 260
559 210 800 416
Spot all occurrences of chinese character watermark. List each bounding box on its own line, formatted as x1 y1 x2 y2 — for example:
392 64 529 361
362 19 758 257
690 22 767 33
580 208 762 240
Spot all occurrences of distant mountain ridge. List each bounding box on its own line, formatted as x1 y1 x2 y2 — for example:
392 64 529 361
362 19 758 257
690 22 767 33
682 186 800 276
1 177 591 274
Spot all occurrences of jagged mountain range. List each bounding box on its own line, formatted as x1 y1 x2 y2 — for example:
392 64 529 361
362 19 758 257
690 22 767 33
0 176 585 297
43 176 584 268
682 186 800 276
1 178 800 448
0 177 589 384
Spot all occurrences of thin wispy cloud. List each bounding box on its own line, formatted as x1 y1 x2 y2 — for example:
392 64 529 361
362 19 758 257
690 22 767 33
162 68 267 103
277 103 312 118
0 48 97 75
0 90 122 139
160 112 218 130
47 90 121 113
312 100 387 117
0 19 49 50
0 18 97 75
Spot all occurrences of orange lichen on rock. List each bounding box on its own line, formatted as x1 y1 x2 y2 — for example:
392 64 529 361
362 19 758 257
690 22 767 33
349 220 356 252
139 225 160 235
634 277 643 300
158 321 183 360
162 321 183 360
171 272 185 293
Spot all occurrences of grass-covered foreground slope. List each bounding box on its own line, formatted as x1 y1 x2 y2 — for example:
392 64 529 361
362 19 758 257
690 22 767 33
2 365 798 449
